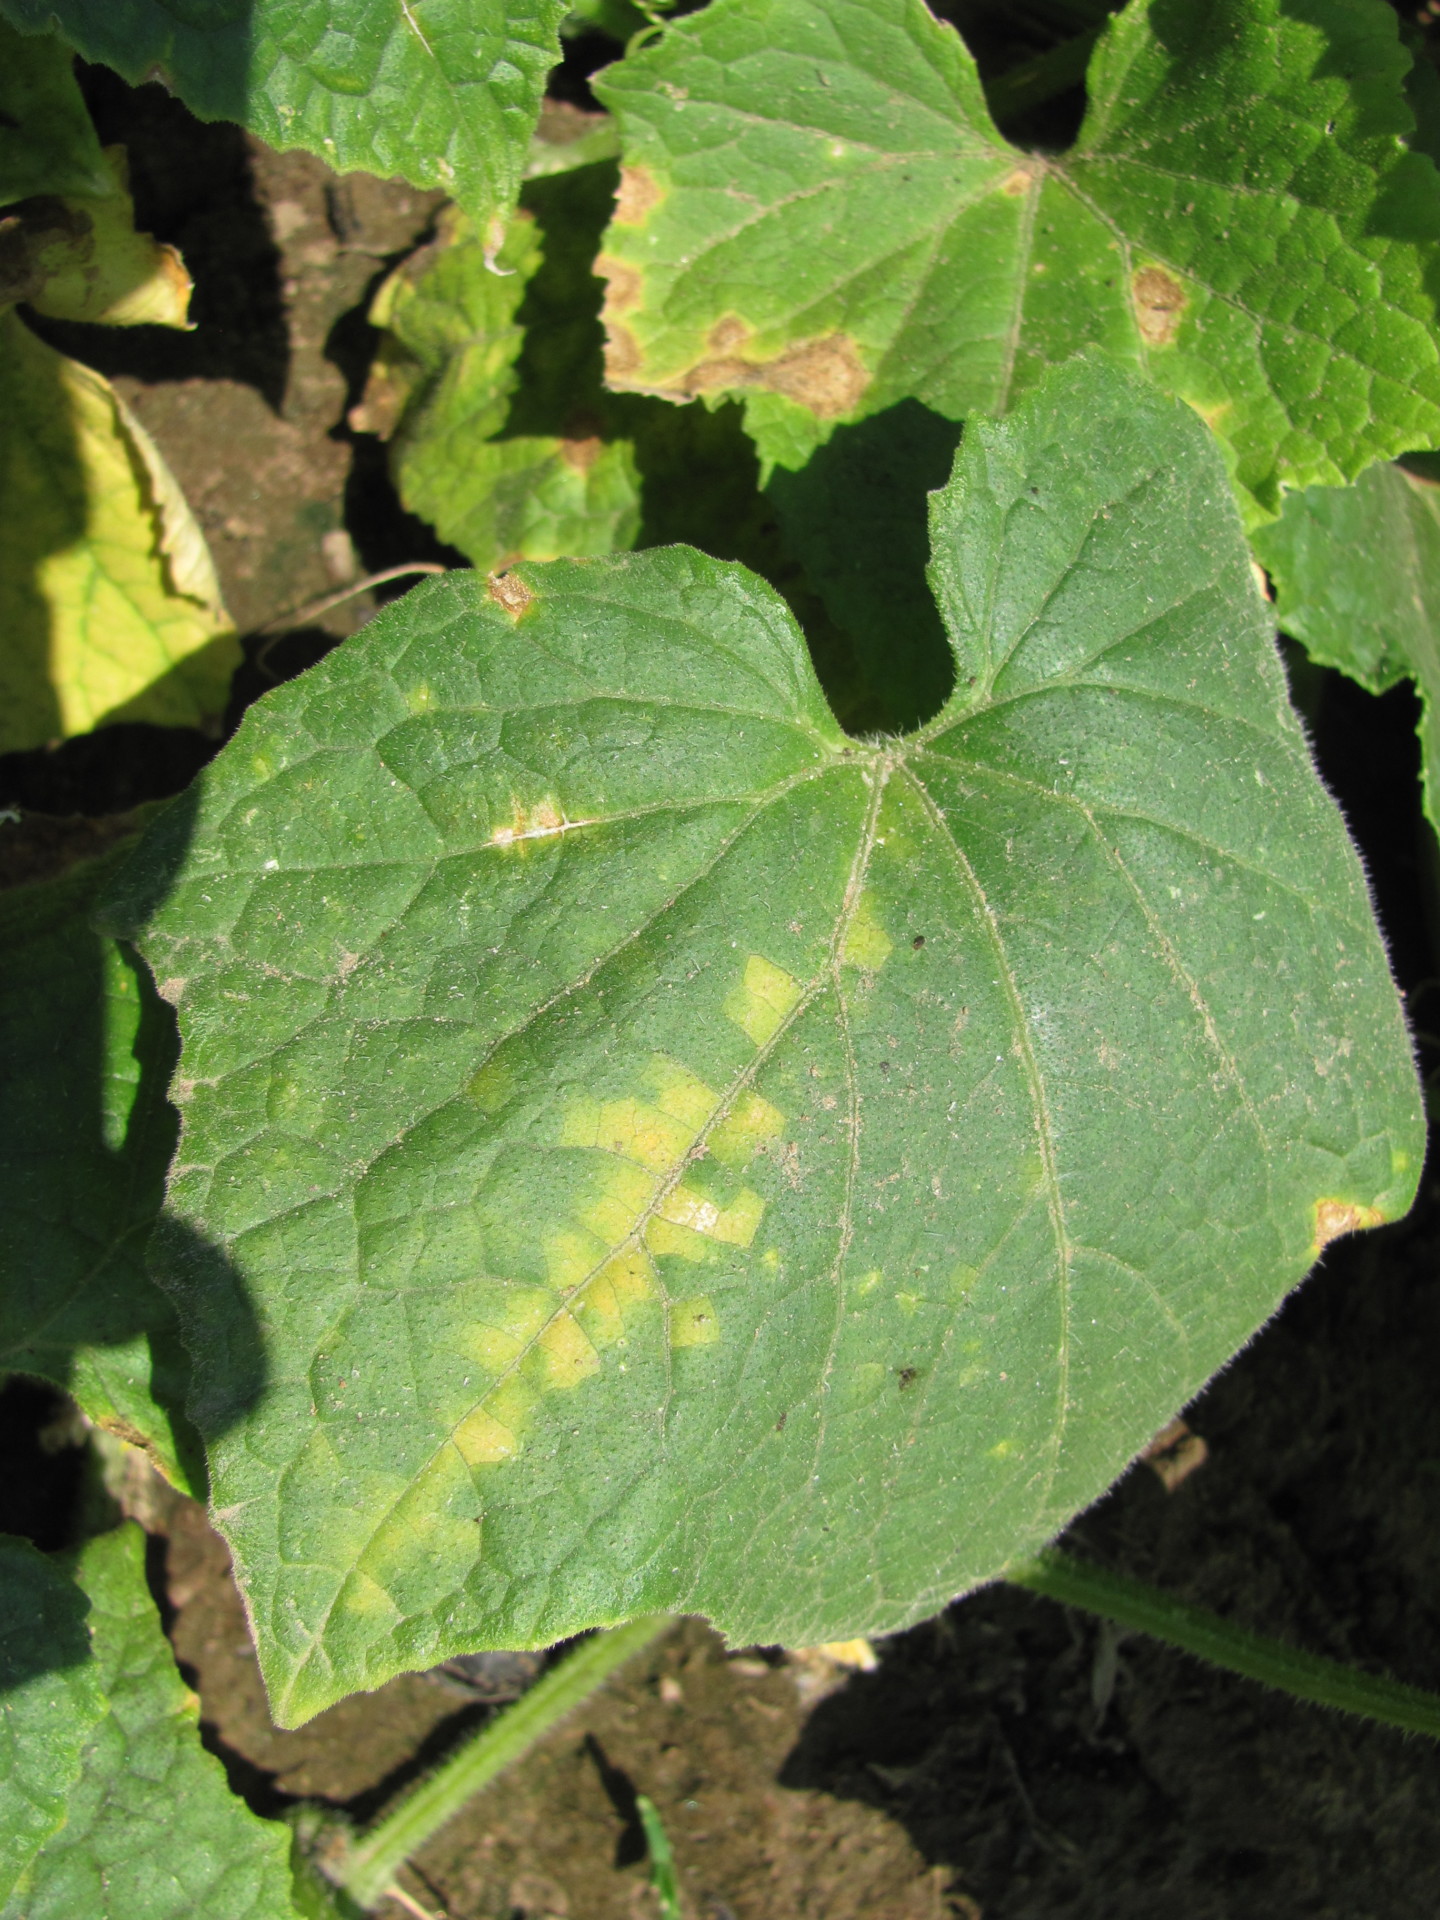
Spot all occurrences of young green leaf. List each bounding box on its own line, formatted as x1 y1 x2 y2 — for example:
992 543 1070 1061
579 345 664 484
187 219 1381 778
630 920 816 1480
1253 461 1440 835
356 185 640 571
0 310 239 754
0 1536 103 1904
108 360 1420 1726
0 850 200 1492
1 1525 308 1919
0 18 109 203
0 0 569 238
594 0 1440 515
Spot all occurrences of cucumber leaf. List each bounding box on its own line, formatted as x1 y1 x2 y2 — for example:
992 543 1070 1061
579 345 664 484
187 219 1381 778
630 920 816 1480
356 179 640 571
0 1536 102 1905
593 0 1440 516
5 146 193 329
1253 460 1440 834
0 0 569 237
1 1525 308 1920
107 360 1420 1725
0 850 200 1492
0 18 109 203
0 310 239 754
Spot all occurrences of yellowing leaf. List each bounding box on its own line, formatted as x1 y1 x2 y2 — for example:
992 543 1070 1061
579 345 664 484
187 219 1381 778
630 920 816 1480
10 147 193 329
0 311 238 754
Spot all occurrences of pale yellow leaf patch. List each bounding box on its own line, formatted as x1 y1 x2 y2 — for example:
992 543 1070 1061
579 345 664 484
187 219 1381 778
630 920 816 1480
0 311 239 753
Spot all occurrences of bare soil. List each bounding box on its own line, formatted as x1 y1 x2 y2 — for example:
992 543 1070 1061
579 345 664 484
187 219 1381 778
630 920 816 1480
4 67 1440 1920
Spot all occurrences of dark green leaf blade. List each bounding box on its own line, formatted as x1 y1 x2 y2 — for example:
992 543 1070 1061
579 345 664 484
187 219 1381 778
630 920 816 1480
0 19 109 204
0 853 199 1491
2 1525 306 1919
0 1536 101 1904
110 361 1420 1725
594 0 1440 514
1253 460 1440 835
0 1 568 232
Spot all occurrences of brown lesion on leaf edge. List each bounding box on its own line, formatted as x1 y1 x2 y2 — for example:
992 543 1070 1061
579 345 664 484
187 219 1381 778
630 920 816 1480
1132 264 1188 348
597 254 642 315
603 309 870 421
613 164 665 226
487 571 535 618
1313 1197 1385 1251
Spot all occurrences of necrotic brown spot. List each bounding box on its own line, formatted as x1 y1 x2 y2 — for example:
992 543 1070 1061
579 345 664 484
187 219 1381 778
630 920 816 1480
614 165 664 226
598 254 642 314
603 320 643 383
1313 1198 1384 1249
1132 266 1187 347
487 571 534 618
678 333 869 418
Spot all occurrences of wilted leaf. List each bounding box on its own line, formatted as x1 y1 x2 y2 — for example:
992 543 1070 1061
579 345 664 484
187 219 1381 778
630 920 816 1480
1 1525 307 1920
0 310 239 754
109 361 1419 1725
358 187 640 569
4 147 192 328
0 0 569 239
1254 460 1440 834
0 849 199 1491
594 0 1440 514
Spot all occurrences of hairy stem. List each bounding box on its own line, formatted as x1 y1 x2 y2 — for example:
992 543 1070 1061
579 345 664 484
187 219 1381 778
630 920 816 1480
339 1615 674 1909
1007 1548 1440 1739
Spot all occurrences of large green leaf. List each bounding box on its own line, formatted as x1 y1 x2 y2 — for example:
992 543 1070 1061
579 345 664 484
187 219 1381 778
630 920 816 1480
107 361 1420 1725
0 850 200 1491
0 0 568 235
593 0 1440 514
1253 460 1440 835
1 1525 307 1919
0 1536 102 1904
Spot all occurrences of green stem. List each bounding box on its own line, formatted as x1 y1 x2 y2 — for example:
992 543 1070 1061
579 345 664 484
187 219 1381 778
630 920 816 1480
1007 1548 1440 1739
340 1615 674 1909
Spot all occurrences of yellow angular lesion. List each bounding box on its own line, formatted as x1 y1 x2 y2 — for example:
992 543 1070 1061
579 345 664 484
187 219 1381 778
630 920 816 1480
724 953 803 1045
582 1156 662 1243
544 1226 609 1294
451 1025 798 1464
841 893 892 971
335 1569 402 1622
457 1288 555 1374
645 1214 711 1263
670 1295 720 1349
453 1405 519 1466
538 1309 602 1389
709 1089 784 1168
657 1182 765 1249
574 1247 655 1349
565 1094 696 1176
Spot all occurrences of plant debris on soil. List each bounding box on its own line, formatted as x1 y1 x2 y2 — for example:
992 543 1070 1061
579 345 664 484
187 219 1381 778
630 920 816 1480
4 69 1440 1920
